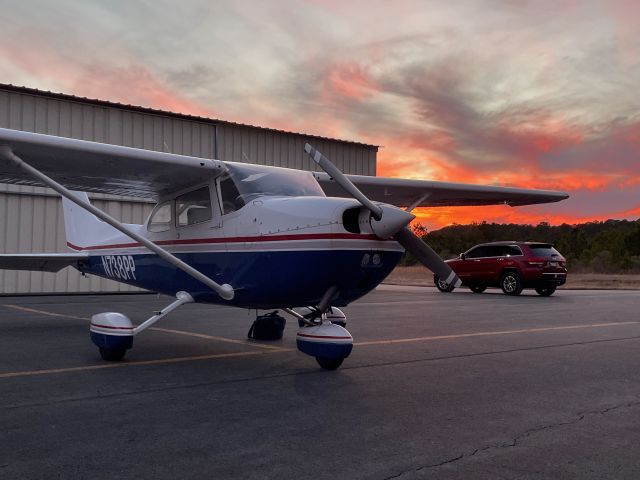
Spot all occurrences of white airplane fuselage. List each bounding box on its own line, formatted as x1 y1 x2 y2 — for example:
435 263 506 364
70 196 404 308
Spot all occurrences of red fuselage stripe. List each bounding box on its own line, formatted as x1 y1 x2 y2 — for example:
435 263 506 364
91 324 133 330
67 233 387 251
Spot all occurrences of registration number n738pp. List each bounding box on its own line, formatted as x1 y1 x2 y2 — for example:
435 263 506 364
101 255 137 280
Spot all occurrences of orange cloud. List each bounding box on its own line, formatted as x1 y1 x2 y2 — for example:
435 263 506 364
377 144 632 193
373 122 640 230
70 64 213 118
323 62 379 101
413 204 640 231
0 38 212 118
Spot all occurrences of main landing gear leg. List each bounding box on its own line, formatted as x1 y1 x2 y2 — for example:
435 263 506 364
286 287 354 370
90 291 194 361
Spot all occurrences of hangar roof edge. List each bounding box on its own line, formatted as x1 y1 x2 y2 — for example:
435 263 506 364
0 83 379 150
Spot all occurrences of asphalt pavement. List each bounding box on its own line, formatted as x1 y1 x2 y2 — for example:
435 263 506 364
2 286 640 479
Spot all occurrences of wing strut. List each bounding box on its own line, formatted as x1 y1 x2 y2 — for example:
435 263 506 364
0 147 235 301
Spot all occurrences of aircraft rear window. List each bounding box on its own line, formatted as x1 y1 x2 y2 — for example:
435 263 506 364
148 202 172 232
176 187 212 227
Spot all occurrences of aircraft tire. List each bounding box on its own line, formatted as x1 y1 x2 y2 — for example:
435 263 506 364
99 347 127 361
316 356 344 370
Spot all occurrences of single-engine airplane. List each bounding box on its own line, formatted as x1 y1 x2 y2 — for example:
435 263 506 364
0 127 568 369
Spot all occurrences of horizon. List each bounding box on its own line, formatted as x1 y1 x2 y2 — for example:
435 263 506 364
420 215 640 233
1 0 638 229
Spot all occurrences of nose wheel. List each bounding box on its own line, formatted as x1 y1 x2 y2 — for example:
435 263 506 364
296 322 353 370
285 304 353 370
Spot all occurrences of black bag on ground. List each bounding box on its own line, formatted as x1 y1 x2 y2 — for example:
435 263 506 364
247 311 286 340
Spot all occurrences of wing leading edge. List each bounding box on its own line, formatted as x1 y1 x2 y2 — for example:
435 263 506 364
0 128 226 198
313 172 568 208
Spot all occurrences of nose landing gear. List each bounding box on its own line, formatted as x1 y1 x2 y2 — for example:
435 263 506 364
283 287 354 370
296 322 353 370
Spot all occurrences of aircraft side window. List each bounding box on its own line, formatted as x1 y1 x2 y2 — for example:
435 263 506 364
176 187 212 227
148 202 172 232
219 174 243 215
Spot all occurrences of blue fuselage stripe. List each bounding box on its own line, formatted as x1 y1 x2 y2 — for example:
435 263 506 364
82 249 402 308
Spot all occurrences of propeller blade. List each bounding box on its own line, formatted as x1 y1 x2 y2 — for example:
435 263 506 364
305 143 383 220
393 227 462 288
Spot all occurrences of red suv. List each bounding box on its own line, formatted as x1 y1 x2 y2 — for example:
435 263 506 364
434 242 567 296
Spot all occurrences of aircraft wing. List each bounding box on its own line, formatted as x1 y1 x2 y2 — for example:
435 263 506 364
0 253 88 272
313 172 569 207
0 128 225 198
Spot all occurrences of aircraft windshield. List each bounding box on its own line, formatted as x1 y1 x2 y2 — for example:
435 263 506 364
219 163 325 214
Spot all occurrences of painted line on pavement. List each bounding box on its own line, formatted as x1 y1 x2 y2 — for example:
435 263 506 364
4 304 89 321
149 327 285 350
354 321 640 346
0 349 293 379
3 304 282 350
2 306 640 379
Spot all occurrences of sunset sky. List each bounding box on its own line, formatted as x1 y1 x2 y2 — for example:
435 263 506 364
1 0 638 230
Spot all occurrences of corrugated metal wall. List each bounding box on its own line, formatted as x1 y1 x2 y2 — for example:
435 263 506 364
0 192 153 293
0 88 215 293
0 86 377 294
215 123 376 175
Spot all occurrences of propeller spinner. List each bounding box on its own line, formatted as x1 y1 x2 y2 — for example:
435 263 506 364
304 144 462 288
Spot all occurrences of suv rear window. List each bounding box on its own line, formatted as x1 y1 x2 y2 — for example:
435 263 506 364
528 244 561 258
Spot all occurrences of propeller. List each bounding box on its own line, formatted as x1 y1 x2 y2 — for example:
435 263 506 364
305 144 462 288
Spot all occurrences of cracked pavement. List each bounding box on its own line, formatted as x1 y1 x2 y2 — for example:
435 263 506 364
2 288 640 479
385 398 640 479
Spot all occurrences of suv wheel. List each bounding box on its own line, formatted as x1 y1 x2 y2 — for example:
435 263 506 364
469 285 486 294
535 285 557 296
435 276 455 293
500 272 523 296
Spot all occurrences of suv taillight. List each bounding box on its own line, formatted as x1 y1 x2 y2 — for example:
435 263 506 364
527 257 545 267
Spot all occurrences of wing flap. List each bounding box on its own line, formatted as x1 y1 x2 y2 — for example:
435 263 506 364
0 253 88 272
313 172 569 207
0 128 225 198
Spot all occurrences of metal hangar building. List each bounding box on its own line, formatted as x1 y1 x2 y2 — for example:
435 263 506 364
0 84 378 294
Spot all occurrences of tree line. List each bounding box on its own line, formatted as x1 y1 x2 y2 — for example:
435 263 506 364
405 219 640 273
